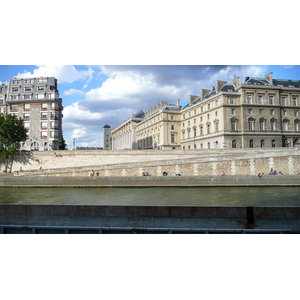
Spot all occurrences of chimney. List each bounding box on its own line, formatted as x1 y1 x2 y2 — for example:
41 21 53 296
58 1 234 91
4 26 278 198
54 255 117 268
232 75 240 88
265 72 273 85
201 89 210 99
189 95 198 104
176 99 180 107
216 80 227 92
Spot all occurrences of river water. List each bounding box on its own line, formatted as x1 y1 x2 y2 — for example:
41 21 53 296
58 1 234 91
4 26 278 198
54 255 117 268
0 186 300 206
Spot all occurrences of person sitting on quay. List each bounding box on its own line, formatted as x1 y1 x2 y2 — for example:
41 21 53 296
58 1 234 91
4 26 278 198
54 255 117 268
142 172 150 176
257 172 262 178
174 173 181 176
163 171 168 176
278 171 283 175
219 171 225 176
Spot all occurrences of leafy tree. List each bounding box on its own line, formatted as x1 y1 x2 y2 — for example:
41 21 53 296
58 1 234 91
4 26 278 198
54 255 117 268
59 136 67 150
0 114 27 172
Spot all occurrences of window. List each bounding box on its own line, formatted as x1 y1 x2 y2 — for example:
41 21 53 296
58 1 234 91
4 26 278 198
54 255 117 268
23 113 30 120
194 128 196 137
24 87 32 92
283 120 289 131
294 110 298 117
248 109 253 115
215 123 218 132
37 86 45 91
271 120 276 131
259 119 265 131
24 122 30 129
216 100 219 106
284 110 287 116
295 122 299 131
41 131 47 138
207 114 210 120
12 87 19 92
215 111 218 117
41 103 48 109
41 112 47 119
247 95 252 104
270 109 274 115
24 104 30 110
0 99 3 105
188 121 190 126
201 107 203 112
51 103 58 110
11 95 17 100
230 98 234 105
249 140 254 148
259 109 263 114
193 119 196 124
231 109 235 115
50 131 58 138
269 96 274 105
170 115 174 120
41 122 47 128
261 140 265 148
171 134 175 143
232 140 236 148
171 125 175 130
293 98 297 106
10 105 18 111
231 120 237 131
24 94 31 100
281 97 286 106
207 124 210 134
248 119 254 130
208 104 210 110
272 140 276 148
200 126 203 135
258 95 263 104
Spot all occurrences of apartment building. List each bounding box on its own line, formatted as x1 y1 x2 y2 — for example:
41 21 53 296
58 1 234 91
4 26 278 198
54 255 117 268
4 77 63 151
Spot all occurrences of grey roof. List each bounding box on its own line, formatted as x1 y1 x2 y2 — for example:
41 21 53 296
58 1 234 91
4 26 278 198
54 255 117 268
103 124 111 128
244 77 300 88
134 110 145 118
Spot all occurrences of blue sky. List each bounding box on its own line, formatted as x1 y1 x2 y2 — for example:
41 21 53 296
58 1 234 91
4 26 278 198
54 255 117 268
1 65 300 148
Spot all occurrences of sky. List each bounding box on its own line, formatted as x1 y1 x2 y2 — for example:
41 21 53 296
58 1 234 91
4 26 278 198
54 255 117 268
1 65 300 149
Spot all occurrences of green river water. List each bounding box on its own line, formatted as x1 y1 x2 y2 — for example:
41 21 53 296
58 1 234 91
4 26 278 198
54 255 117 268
0 186 300 206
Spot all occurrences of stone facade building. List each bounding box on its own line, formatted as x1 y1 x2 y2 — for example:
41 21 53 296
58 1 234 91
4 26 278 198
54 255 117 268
2 77 63 151
112 72 300 150
181 73 300 149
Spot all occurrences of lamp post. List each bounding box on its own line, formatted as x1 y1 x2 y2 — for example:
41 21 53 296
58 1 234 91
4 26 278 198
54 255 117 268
73 138 76 150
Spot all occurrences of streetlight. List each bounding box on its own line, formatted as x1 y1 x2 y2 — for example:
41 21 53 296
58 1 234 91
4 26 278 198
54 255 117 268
73 138 76 150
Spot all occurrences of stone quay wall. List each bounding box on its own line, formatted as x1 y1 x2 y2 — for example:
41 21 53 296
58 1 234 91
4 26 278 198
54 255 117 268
1 148 300 177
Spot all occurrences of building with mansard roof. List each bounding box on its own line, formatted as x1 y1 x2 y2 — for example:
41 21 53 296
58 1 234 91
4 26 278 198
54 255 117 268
111 72 300 150
181 72 300 149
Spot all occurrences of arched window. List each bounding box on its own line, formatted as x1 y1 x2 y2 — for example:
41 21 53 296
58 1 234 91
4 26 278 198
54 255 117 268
261 140 265 148
200 143 203 149
208 142 210 149
232 140 236 148
272 140 276 148
249 140 254 148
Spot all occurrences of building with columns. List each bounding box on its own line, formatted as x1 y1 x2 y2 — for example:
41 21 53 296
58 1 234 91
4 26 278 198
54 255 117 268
111 110 144 150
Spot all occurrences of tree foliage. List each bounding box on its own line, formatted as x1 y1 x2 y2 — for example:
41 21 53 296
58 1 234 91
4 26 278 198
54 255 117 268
0 114 28 159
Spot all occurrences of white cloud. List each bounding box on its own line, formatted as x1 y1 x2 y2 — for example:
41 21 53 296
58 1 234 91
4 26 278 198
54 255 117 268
15 65 95 84
64 88 84 96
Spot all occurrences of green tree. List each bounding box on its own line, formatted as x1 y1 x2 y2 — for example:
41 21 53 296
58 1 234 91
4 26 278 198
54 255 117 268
59 136 67 150
0 114 27 172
